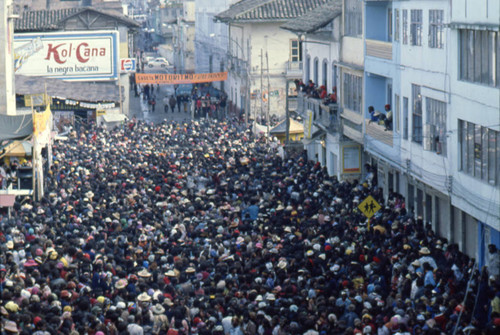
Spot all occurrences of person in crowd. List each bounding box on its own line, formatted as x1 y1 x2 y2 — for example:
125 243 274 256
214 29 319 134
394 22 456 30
0 117 496 335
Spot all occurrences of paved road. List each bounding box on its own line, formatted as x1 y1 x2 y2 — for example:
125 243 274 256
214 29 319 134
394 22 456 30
128 84 193 125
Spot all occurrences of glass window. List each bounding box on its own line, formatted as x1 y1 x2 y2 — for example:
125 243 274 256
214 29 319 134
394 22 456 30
459 29 499 86
345 0 363 37
403 97 409 140
425 97 446 155
388 9 393 42
403 10 408 45
412 84 422 144
474 124 482 177
343 72 362 114
410 10 423 46
429 10 444 49
290 40 302 62
467 122 474 174
395 9 400 42
314 58 319 85
490 130 498 184
395 94 400 133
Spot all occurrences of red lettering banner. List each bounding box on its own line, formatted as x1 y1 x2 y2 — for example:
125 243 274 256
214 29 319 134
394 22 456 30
135 72 228 85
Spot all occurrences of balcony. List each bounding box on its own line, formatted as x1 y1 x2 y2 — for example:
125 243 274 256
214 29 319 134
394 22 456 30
366 39 392 60
297 93 340 132
285 61 303 79
366 118 393 147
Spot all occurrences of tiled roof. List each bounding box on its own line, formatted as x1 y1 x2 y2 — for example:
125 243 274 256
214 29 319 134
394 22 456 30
14 8 80 32
281 0 342 33
14 7 140 32
215 0 329 23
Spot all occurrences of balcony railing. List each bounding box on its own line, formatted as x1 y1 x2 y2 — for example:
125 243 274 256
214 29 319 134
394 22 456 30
366 39 392 60
285 61 303 78
297 92 340 132
366 118 393 147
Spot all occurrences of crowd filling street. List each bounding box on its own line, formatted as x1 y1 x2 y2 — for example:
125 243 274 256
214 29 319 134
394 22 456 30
1 117 499 335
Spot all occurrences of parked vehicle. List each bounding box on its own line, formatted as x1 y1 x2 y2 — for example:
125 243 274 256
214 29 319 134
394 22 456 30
148 58 170 68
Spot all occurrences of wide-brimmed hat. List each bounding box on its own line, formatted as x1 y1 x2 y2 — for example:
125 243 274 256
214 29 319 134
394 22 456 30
4 320 18 333
419 247 431 255
185 267 196 274
165 270 176 277
115 279 128 289
138 269 152 278
152 303 165 314
137 292 151 302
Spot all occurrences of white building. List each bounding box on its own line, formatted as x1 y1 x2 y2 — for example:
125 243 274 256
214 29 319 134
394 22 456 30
362 0 499 263
215 0 330 121
194 0 233 91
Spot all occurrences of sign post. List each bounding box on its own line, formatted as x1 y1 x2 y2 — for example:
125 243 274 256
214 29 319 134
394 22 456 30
358 195 381 219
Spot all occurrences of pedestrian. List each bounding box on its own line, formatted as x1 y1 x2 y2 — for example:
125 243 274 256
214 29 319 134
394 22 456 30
169 95 177 113
163 96 169 113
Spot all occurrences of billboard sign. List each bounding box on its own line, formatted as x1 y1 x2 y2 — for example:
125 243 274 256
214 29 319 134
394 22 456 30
14 31 119 81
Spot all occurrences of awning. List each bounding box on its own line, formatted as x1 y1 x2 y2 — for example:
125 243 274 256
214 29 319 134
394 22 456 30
2 141 33 157
102 114 128 123
302 130 326 145
0 113 33 141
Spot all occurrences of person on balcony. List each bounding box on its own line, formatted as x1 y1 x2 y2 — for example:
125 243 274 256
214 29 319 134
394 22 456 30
384 104 393 131
319 85 327 99
368 106 378 123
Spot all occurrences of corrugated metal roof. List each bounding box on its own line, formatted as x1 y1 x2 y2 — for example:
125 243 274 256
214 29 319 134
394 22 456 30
281 0 342 33
215 0 329 23
15 75 121 103
14 7 140 32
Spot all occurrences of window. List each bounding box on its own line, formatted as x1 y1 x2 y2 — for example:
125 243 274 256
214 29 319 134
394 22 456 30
410 10 423 46
425 98 446 155
343 72 362 114
412 85 422 144
332 64 338 89
459 29 499 87
388 9 393 42
322 61 328 87
305 56 311 82
395 94 400 133
314 58 319 85
345 0 362 37
402 10 408 45
403 97 409 140
459 120 499 184
395 9 400 42
429 10 444 49
290 40 302 62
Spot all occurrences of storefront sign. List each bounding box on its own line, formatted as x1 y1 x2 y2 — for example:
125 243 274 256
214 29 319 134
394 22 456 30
14 31 118 81
135 72 228 85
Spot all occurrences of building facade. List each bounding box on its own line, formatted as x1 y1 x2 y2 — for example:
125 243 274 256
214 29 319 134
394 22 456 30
215 0 330 121
194 0 233 90
363 0 499 263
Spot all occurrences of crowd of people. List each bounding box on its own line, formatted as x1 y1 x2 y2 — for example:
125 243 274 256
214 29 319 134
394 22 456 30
1 117 499 335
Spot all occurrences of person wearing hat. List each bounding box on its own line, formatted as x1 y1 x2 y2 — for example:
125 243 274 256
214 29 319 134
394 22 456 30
152 303 169 334
418 247 437 270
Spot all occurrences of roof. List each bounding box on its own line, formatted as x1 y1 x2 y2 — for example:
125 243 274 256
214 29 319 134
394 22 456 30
215 0 329 23
14 7 140 32
15 75 121 103
270 118 303 134
281 0 342 33
0 113 33 141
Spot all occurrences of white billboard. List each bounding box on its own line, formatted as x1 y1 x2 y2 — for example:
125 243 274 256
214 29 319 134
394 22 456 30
14 31 118 81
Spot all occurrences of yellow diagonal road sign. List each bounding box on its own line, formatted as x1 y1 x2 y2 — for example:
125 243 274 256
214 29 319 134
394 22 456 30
358 195 381 218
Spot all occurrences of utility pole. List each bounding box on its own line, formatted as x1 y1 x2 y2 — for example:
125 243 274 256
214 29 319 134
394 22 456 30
285 80 290 147
266 50 270 138
260 48 263 126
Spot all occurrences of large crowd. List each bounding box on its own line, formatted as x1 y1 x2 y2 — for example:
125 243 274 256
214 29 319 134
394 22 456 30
1 117 499 335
